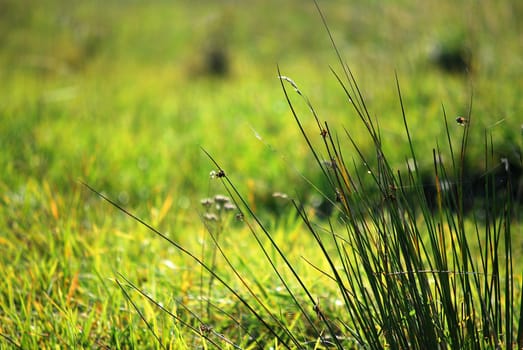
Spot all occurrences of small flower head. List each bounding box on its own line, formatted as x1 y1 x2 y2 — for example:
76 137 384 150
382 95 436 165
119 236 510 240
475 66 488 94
321 159 337 169
214 194 231 204
272 192 289 200
223 202 237 211
199 323 212 335
335 188 343 202
200 197 214 207
210 169 226 179
456 116 468 126
278 75 300 92
203 213 219 222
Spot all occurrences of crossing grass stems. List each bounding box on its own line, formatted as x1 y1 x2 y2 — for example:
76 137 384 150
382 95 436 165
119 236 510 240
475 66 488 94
85 1 522 348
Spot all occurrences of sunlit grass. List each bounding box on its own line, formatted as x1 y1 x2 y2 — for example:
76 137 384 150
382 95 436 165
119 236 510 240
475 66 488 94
1 0 522 348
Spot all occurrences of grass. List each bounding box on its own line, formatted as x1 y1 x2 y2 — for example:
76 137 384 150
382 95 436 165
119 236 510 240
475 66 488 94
1 0 522 348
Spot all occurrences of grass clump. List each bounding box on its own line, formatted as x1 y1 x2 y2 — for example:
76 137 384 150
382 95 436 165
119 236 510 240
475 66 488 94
2 1 522 349
87 4 522 349
274 66 520 348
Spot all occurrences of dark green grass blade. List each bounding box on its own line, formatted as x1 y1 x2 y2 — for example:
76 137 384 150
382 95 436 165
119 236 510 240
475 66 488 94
115 278 166 350
201 213 303 347
202 149 345 349
116 273 227 350
518 275 523 348
81 181 292 349
0 333 22 349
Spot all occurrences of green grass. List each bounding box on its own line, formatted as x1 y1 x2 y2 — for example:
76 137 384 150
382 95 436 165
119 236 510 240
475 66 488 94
1 0 522 348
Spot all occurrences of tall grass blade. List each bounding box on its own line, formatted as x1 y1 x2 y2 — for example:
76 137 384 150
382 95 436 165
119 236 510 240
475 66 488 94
81 181 293 349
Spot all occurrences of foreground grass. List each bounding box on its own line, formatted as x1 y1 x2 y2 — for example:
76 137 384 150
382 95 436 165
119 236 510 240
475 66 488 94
1 0 522 348
0 180 343 348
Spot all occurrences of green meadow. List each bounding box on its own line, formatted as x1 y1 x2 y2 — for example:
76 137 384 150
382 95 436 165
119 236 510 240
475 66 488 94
1 0 522 348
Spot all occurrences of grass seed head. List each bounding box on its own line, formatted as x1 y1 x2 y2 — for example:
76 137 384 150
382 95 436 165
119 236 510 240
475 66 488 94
203 213 219 221
200 197 214 207
214 194 231 203
223 202 236 211
210 169 226 178
455 116 468 126
272 191 289 199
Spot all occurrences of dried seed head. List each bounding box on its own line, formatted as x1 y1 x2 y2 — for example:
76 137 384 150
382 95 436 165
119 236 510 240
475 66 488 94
387 184 397 201
200 198 214 207
335 189 342 202
214 194 230 204
199 324 212 335
210 169 226 179
272 192 289 199
313 302 323 318
456 116 467 126
223 202 237 211
278 75 302 94
203 213 219 221
321 159 337 169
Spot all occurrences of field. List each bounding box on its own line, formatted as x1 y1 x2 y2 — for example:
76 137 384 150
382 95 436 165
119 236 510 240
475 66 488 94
1 0 522 348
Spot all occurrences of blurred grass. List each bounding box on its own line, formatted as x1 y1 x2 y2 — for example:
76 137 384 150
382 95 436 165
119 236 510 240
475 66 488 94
1 0 522 347
2 0 521 204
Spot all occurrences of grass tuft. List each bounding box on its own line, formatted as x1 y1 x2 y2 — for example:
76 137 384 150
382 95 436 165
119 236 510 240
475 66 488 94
123 3 521 349
83 3 522 347
4 1 521 349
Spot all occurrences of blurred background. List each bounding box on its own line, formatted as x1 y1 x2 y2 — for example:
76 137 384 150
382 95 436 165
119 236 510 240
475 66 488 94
1 0 522 220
